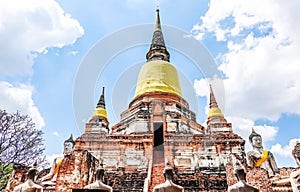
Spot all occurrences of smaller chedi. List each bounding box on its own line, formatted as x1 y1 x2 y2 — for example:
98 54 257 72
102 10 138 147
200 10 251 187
152 162 184 192
246 128 279 177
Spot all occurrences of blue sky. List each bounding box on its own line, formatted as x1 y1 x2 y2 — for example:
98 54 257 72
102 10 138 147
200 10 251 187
1 0 300 168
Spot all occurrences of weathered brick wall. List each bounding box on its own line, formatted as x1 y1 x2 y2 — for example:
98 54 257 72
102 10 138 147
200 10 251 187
226 163 272 191
55 150 99 192
246 167 272 191
174 170 227 191
225 163 236 187
279 167 299 178
104 170 147 191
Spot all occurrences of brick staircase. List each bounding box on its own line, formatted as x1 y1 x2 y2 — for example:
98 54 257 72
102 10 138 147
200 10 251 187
148 163 165 192
148 149 165 192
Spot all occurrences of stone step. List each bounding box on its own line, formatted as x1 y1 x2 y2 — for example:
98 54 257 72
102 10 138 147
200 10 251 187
152 145 164 165
148 164 165 192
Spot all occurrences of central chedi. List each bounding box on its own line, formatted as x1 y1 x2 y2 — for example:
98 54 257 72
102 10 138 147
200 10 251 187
134 9 182 99
75 9 243 192
31 9 245 192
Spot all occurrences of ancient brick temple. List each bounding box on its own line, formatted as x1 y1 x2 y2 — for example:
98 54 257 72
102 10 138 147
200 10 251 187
67 9 245 192
6 9 299 192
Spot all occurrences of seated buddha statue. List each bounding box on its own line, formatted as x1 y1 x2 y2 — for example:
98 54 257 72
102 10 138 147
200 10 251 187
39 134 75 185
292 141 300 167
13 167 43 192
153 163 184 192
246 128 279 177
290 142 300 192
227 166 259 192
84 164 113 192
271 141 300 192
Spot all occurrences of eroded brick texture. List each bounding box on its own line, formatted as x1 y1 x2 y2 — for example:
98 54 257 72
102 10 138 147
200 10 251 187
55 150 99 192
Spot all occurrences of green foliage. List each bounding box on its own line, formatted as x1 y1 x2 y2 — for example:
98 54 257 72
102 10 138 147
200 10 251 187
0 164 13 191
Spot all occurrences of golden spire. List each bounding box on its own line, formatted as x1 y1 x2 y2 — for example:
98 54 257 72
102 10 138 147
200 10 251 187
146 9 170 62
207 85 224 118
134 9 182 98
97 87 106 109
93 87 108 119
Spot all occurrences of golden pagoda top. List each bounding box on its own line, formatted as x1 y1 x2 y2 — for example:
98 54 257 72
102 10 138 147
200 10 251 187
93 87 108 119
207 85 224 119
134 9 182 98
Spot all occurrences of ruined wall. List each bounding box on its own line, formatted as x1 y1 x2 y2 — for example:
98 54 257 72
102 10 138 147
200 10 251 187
176 172 227 191
225 163 300 192
104 170 147 191
279 167 299 178
55 150 98 192
226 163 272 191
246 167 272 191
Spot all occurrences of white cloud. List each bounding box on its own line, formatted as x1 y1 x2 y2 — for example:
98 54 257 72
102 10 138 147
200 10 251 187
0 0 84 76
52 131 60 137
271 138 300 157
194 78 209 97
192 0 300 122
228 116 278 143
227 116 278 152
68 51 79 56
0 81 45 129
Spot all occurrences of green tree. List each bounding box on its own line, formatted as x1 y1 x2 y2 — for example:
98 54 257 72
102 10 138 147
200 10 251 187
0 109 45 190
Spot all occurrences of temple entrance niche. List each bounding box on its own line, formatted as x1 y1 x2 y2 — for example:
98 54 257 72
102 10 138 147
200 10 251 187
153 122 164 164
154 122 164 149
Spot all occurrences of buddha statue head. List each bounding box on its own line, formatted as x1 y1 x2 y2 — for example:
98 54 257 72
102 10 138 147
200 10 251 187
249 128 262 148
234 166 246 181
95 164 105 181
63 134 75 156
163 162 174 181
27 167 39 181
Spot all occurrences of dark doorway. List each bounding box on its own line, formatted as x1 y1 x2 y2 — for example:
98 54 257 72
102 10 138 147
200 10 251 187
154 122 164 148
153 122 164 164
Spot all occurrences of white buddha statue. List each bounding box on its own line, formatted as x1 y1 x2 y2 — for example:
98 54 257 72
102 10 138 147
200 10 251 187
84 164 113 192
291 141 300 191
39 134 75 184
246 128 279 177
227 166 259 192
13 167 43 192
153 163 184 192
292 141 300 167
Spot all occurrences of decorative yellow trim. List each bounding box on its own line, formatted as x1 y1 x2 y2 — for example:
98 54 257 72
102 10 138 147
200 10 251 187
255 150 268 167
207 108 224 118
134 60 182 98
93 108 107 119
